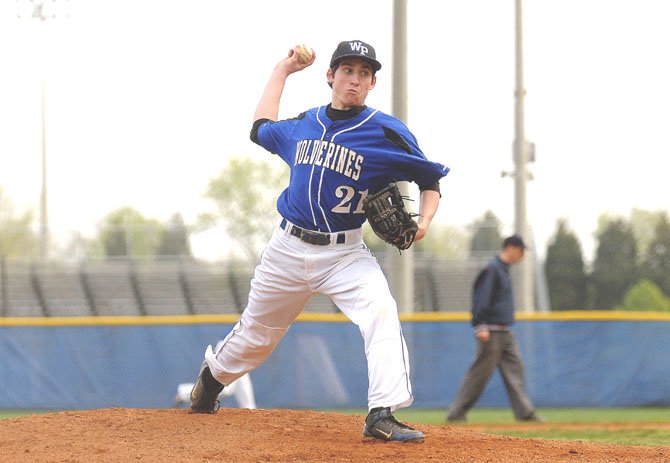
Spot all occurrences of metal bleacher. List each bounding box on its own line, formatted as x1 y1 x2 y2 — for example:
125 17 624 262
133 260 190 316
3 261 44 317
180 260 245 315
35 262 93 317
423 258 489 312
0 254 483 317
82 259 143 316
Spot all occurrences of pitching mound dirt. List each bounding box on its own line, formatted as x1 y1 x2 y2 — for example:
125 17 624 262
0 408 667 462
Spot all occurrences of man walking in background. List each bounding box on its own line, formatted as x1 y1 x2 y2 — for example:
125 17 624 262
447 235 542 423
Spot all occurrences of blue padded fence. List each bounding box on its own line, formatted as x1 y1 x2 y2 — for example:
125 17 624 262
1 314 669 410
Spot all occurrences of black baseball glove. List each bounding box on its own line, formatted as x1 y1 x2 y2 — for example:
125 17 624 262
363 183 418 251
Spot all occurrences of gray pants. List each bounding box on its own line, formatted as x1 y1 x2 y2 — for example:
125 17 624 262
447 331 535 420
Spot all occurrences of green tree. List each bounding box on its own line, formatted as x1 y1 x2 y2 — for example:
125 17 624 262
629 208 665 257
640 212 670 297
0 187 37 258
590 217 638 309
157 213 192 257
469 210 502 258
98 207 164 258
545 219 587 310
201 156 289 261
618 279 670 311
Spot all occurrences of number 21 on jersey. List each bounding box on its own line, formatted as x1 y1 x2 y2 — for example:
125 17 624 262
332 186 368 214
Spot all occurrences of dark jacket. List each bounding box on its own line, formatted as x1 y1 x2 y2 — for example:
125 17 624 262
471 256 515 327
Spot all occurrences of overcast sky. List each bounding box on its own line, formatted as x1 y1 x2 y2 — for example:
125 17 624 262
1 0 668 261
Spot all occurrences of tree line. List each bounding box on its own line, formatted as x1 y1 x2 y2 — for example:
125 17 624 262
545 213 670 311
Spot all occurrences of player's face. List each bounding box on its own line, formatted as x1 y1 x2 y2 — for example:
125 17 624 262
328 59 376 110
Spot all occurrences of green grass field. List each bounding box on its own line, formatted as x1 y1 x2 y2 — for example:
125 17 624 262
334 407 670 447
393 407 670 425
0 410 55 420
2 408 669 447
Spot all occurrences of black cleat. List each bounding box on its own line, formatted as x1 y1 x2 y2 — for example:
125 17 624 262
362 407 425 443
190 361 224 414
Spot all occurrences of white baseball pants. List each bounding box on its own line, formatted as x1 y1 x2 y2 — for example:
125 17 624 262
204 222 414 412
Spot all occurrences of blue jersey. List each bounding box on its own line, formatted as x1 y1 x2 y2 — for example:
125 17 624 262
256 105 450 233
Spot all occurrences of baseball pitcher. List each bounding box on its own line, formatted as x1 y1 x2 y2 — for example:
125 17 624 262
189 40 450 443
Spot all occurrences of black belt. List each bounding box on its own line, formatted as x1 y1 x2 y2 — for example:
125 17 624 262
280 219 345 245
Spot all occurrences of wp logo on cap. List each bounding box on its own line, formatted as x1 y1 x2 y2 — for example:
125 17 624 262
349 41 369 56
330 40 382 71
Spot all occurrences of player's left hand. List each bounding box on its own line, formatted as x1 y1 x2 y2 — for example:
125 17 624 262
363 183 418 251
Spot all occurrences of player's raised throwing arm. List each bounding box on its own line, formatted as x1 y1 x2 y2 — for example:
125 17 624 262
253 45 316 122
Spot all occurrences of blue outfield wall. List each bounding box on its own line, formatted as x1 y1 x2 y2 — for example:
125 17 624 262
1 312 670 410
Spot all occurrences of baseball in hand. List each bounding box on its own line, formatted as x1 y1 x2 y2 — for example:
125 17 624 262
296 44 313 63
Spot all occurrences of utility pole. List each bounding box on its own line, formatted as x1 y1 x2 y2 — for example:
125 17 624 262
389 0 414 312
513 0 535 311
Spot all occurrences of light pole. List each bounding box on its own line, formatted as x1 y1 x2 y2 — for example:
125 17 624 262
389 0 414 312
512 0 535 311
17 0 69 260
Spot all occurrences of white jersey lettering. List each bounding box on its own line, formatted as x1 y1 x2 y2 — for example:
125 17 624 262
295 140 364 180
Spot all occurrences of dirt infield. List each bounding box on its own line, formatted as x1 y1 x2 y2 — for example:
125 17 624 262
0 408 668 462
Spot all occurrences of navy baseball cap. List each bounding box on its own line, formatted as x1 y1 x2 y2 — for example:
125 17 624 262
503 235 527 249
330 40 382 71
